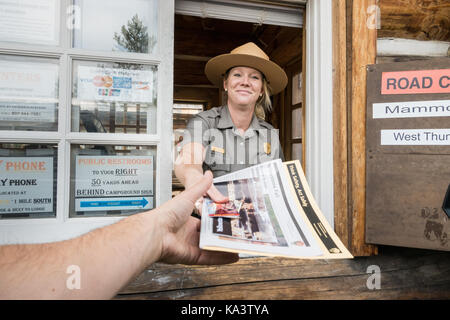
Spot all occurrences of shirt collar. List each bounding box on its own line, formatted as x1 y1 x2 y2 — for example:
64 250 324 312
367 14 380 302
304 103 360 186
217 105 263 130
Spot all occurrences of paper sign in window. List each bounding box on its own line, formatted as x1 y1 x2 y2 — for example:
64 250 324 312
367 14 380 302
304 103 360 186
74 155 154 212
0 157 54 214
76 66 154 103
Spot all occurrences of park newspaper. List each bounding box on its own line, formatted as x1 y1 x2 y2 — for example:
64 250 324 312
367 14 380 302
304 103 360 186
200 159 353 259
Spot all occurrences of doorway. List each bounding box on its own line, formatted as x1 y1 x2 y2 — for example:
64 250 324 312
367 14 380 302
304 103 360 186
172 11 304 193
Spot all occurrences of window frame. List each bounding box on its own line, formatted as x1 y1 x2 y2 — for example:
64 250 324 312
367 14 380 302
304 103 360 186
0 0 174 244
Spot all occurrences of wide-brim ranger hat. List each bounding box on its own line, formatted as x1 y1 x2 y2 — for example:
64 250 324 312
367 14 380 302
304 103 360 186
205 42 288 95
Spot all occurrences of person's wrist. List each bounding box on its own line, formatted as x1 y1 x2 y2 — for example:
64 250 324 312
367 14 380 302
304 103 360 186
137 209 164 265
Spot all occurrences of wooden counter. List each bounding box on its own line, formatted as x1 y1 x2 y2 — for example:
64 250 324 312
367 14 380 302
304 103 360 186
116 246 450 300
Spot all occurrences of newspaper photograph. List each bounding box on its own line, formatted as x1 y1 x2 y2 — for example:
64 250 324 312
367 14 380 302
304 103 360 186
200 159 353 259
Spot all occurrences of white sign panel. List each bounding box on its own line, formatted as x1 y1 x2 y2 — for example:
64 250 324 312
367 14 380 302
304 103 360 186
0 157 54 214
0 0 59 45
77 66 154 103
0 60 58 122
373 100 450 119
0 103 55 122
75 155 154 212
0 60 59 99
381 129 450 145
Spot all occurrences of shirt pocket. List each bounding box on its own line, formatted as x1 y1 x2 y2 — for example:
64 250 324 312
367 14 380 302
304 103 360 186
204 147 231 177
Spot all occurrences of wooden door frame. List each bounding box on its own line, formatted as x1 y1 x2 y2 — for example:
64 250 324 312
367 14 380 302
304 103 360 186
332 0 378 256
280 58 303 162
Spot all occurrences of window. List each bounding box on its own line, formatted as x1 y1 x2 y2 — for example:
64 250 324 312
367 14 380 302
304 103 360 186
173 102 203 145
172 102 204 194
0 0 174 244
72 60 157 134
70 144 156 217
0 55 59 132
0 0 60 46
292 107 302 140
0 143 57 219
72 0 158 54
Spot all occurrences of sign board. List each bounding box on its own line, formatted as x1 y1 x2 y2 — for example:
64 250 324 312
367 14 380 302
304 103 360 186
74 155 154 212
0 157 54 214
365 58 450 251
0 0 59 46
0 60 58 122
77 66 154 103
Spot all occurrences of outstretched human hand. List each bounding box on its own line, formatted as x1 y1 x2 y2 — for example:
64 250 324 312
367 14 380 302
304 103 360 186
154 171 238 265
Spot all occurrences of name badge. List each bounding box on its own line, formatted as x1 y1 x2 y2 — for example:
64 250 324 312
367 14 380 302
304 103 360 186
264 143 271 154
211 146 225 154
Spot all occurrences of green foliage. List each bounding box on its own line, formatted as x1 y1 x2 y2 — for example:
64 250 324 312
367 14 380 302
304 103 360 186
114 14 154 53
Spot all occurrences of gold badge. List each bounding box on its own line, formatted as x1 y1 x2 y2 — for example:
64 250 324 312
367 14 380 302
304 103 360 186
264 143 271 154
211 146 225 154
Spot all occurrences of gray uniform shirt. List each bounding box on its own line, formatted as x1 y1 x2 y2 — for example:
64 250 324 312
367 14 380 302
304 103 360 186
180 105 284 178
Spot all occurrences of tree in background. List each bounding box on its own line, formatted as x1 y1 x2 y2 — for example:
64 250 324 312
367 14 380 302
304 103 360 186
114 14 155 53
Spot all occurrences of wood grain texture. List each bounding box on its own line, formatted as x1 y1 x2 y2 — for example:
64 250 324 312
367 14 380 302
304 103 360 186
379 0 450 41
332 0 349 249
116 247 450 299
350 0 378 256
364 59 450 251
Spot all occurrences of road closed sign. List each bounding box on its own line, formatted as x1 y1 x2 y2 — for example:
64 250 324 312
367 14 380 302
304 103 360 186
75 155 154 212
0 157 54 215
366 58 450 251
381 68 450 95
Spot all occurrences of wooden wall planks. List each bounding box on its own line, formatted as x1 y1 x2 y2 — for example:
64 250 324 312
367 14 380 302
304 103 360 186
379 0 450 42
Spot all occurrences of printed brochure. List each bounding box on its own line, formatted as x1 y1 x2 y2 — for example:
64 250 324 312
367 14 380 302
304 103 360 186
199 159 353 259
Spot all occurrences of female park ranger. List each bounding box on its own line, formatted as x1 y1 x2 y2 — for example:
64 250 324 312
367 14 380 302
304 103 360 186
174 42 288 203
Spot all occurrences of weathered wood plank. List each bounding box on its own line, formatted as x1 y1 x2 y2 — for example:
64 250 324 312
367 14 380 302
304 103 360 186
377 38 450 57
379 0 450 42
116 251 450 299
350 0 378 256
117 280 450 300
116 248 450 299
364 59 450 251
332 0 349 248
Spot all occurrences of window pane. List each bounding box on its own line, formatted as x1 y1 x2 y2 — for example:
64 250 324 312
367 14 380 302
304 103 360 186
0 143 57 219
72 0 158 54
292 107 302 139
173 102 203 145
292 143 302 162
70 144 156 217
72 60 157 134
172 102 204 194
292 72 302 105
0 55 59 131
0 0 59 46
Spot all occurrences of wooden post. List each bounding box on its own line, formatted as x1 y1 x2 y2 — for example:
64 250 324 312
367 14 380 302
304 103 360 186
301 9 307 171
349 0 378 256
332 0 349 247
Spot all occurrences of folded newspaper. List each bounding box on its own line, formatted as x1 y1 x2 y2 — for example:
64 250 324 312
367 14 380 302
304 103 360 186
200 159 353 259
